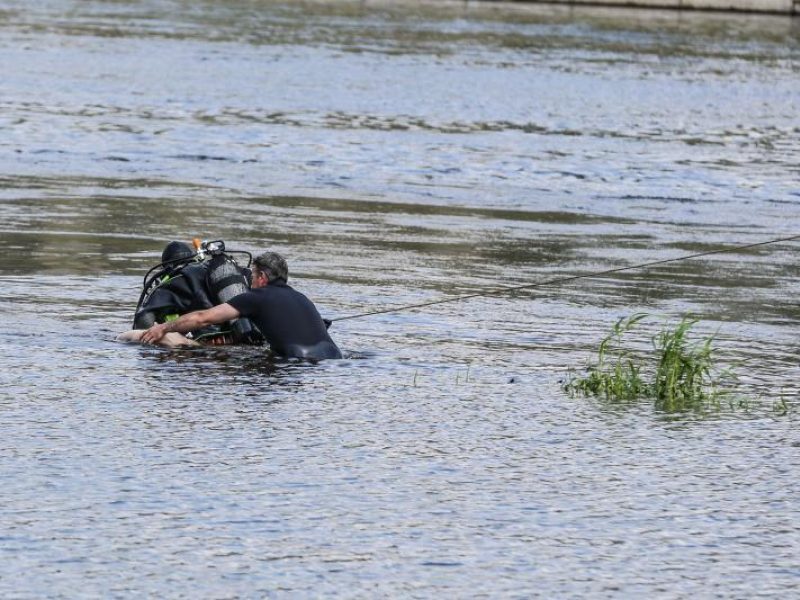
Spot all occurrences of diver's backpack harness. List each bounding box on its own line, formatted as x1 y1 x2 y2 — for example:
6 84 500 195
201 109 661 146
133 255 198 329
133 240 262 345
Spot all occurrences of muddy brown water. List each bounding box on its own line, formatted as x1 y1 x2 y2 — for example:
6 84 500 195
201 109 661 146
1 1 798 596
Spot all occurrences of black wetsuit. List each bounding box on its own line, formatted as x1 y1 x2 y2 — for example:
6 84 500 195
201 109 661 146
227 279 341 359
133 263 216 329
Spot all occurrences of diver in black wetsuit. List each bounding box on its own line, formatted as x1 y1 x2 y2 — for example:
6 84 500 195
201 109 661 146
125 240 262 346
133 241 209 329
140 252 341 360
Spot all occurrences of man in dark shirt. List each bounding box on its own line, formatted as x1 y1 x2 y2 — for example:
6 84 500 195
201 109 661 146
140 252 341 359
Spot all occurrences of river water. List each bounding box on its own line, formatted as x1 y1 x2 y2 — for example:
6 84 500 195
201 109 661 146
1 0 799 596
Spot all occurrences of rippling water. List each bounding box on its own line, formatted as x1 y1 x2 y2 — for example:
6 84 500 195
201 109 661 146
1 1 799 596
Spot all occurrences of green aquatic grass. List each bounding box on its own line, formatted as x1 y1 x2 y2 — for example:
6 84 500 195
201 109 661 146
773 395 790 416
651 316 731 411
565 314 737 412
565 313 649 402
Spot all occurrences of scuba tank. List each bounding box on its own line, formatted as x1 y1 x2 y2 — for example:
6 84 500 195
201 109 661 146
205 249 262 344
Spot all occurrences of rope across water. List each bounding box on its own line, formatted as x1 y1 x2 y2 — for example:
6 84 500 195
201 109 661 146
331 234 800 323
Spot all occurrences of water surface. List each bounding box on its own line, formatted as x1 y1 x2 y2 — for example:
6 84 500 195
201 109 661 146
1 1 799 596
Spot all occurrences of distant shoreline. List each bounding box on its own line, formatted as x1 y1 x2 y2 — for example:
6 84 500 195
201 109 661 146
505 0 798 15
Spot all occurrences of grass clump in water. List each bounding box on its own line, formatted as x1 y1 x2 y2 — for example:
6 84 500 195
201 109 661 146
565 314 735 411
565 313 649 401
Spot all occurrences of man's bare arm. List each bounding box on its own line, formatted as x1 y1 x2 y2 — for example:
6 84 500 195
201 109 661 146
140 303 241 345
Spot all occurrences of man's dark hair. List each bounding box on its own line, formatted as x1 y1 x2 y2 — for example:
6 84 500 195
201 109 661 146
253 252 288 283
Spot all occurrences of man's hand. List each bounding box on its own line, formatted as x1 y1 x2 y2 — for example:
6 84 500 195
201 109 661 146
141 322 171 345
137 304 241 346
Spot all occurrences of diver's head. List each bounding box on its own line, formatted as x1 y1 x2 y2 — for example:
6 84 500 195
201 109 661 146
252 252 288 288
161 241 194 264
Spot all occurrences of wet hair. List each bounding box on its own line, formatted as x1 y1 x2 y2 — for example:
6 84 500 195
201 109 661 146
161 241 194 264
253 251 288 283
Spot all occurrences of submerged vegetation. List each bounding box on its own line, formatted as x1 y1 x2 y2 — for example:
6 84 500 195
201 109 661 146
564 314 739 412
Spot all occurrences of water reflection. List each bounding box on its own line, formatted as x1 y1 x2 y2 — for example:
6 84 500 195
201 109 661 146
146 344 328 388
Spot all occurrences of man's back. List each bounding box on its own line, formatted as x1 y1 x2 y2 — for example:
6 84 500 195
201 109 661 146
228 279 341 359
